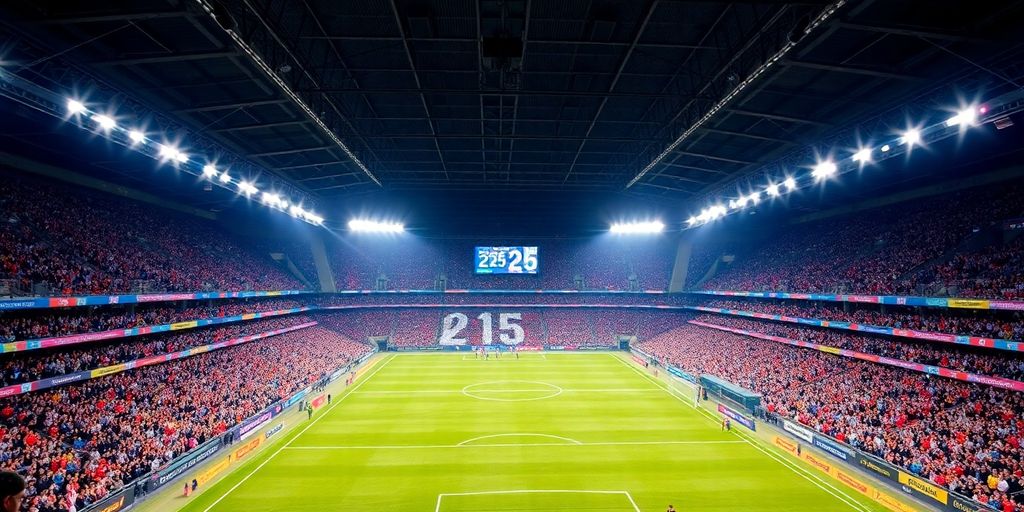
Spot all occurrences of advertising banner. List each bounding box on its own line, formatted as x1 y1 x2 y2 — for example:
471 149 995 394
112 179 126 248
782 419 814 443
311 394 327 409
233 436 262 461
813 434 851 461
238 410 274 440
716 403 755 431
88 487 135 512
265 423 284 439
689 290 1024 311
196 456 232 487
0 290 310 312
149 438 223 491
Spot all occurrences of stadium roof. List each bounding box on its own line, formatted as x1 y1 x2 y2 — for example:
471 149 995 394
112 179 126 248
1 0 1023 230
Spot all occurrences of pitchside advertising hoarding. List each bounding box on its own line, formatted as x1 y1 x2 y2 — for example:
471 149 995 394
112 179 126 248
716 403 755 431
775 421 985 512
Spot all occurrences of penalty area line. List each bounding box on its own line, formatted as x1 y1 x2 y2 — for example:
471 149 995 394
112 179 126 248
609 353 871 512
435 489 640 512
201 354 395 512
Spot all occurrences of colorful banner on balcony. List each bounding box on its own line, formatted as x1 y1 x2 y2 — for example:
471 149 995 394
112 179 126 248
0 307 313 354
689 321 1024 392
683 306 1022 353
0 290 310 312
0 322 316 398
686 290 1024 311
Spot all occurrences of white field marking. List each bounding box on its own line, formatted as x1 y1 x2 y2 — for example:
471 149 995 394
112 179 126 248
461 380 563 402
202 354 396 512
609 354 871 512
457 433 583 446
435 489 640 512
283 439 746 450
353 387 660 395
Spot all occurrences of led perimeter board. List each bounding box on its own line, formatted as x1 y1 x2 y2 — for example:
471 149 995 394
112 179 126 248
474 246 539 274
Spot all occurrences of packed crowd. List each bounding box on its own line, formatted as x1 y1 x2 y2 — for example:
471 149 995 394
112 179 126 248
636 324 1024 510
0 324 370 512
700 182 1024 298
697 298 1024 341
0 298 305 343
691 314 1024 382
315 292 683 308
0 176 304 296
0 315 313 387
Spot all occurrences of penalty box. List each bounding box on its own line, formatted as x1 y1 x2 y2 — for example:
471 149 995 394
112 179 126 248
435 489 641 512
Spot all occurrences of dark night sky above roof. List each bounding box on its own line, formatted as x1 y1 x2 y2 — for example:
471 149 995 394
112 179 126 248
1 0 1023 235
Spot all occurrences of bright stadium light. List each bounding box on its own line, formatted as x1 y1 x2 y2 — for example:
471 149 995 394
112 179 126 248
202 165 219 178
66 99 86 115
290 205 305 218
946 107 979 128
812 160 837 181
219 171 231 184
349 219 405 233
765 183 781 197
305 212 324 225
128 130 145 144
610 221 664 234
237 180 258 196
900 129 921 147
687 215 698 226
158 144 178 160
92 114 116 131
175 152 188 163
783 177 798 191
880 144 891 152
852 148 872 164
747 191 761 205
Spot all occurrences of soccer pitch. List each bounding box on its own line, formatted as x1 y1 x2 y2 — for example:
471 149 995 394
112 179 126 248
178 352 894 512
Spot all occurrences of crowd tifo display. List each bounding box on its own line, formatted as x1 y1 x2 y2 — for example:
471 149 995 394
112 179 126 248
698 181 1024 299
316 309 682 348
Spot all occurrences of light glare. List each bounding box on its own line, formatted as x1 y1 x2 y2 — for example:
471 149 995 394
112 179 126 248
765 183 781 197
900 129 921 146
812 161 837 181
128 130 145 144
349 219 405 233
92 114 116 131
67 99 86 114
852 148 872 163
783 177 798 191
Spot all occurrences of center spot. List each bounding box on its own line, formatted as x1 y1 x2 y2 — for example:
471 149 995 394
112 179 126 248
461 380 563 402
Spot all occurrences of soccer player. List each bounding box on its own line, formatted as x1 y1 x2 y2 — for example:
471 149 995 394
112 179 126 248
666 505 676 512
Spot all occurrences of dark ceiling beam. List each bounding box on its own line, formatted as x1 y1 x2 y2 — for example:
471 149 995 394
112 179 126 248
173 98 289 113
387 0 450 181
249 146 334 158
307 87 707 99
564 0 660 183
94 50 238 67
652 174 707 185
36 10 191 24
661 162 728 174
299 173 363 182
209 120 309 133
834 21 989 43
675 151 754 165
351 116 662 125
781 59 925 81
698 127 798 145
298 34 716 50
273 162 346 171
359 134 649 142
727 108 832 127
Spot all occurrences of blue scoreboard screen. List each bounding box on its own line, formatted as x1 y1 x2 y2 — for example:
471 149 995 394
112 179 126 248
474 246 539 275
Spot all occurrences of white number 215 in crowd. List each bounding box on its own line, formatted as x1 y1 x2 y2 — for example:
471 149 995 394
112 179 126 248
438 312 524 345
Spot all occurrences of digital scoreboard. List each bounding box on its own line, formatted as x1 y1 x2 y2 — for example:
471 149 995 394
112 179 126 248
474 246 539 274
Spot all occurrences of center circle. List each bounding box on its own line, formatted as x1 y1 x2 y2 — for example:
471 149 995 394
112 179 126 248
461 380 563 402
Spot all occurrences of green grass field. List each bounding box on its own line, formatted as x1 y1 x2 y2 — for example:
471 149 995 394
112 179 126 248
177 352 893 511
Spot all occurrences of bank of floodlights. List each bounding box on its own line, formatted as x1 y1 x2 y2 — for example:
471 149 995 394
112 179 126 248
61 96 325 226
348 219 405 233
610 221 665 234
685 104 988 228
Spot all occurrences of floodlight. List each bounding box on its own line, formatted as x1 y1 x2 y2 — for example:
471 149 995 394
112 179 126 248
128 130 145 144
202 165 219 178
945 107 978 128
765 183 781 197
747 191 761 205
349 219 405 233
899 129 921 146
783 177 797 191
92 114 116 131
812 161 837 181
852 148 871 163
880 144 891 152
687 216 698 226
237 181 258 196
219 171 231 184
67 99 86 114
